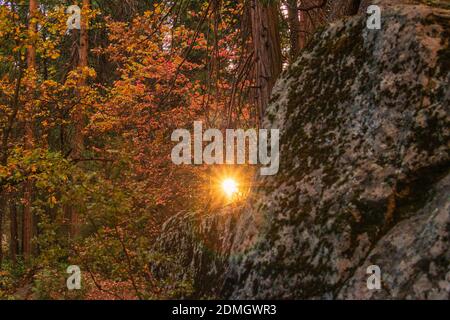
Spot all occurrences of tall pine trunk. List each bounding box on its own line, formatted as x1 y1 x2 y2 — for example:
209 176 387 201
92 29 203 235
250 0 282 125
23 0 38 261
69 0 90 238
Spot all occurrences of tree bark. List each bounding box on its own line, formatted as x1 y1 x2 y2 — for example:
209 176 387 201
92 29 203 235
250 0 282 125
328 0 362 22
287 0 302 61
27 0 37 70
0 58 23 269
23 0 38 261
70 0 90 238
0 198 3 265
9 201 19 263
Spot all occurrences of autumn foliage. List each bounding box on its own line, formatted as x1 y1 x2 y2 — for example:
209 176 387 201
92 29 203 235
0 0 330 299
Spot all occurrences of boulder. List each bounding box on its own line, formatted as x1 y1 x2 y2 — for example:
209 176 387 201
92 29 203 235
158 3 450 300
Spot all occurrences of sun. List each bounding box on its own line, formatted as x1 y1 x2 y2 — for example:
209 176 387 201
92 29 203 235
222 178 238 198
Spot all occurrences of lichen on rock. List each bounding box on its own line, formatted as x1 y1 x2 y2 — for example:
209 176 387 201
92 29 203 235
157 3 450 300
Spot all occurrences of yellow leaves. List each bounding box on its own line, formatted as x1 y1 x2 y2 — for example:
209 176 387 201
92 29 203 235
39 39 62 61
42 79 58 88
65 67 97 87
30 17 39 26
45 6 71 36
154 5 163 15
126 43 137 53
0 165 10 179
50 196 58 206
50 52 60 60
87 67 97 78
144 3 163 18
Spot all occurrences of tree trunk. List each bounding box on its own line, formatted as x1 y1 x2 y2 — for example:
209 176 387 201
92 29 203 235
328 0 362 22
9 201 19 263
22 183 33 260
70 0 90 238
298 0 330 49
0 198 3 266
0 54 24 269
27 0 37 70
79 0 89 81
250 0 282 125
23 0 38 261
287 0 302 61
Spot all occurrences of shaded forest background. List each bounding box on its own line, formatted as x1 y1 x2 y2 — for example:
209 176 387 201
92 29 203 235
0 0 366 299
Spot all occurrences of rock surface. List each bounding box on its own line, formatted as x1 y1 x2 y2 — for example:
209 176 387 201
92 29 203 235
158 3 450 299
157 207 241 298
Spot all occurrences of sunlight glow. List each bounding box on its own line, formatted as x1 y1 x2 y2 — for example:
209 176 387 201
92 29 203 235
222 178 238 198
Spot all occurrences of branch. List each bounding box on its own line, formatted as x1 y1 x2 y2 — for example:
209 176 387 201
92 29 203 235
284 0 328 12
1 62 24 166
114 225 142 300
70 158 114 163
298 0 328 11
158 1 212 107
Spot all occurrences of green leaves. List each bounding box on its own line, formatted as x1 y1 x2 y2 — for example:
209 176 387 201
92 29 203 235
0 148 71 188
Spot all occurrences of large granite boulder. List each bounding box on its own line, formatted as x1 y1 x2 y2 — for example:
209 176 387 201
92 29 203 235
156 207 242 298
158 3 449 299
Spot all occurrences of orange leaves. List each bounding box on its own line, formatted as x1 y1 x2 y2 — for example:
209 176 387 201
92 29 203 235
82 5 213 216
